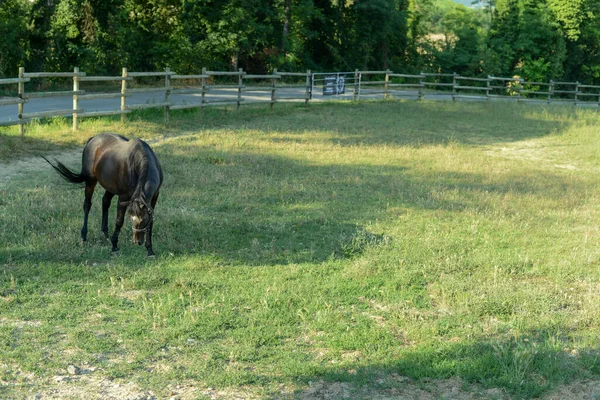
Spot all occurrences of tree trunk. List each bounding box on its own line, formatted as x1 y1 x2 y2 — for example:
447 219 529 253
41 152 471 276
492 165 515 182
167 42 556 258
382 40 389 70
281 0 291 54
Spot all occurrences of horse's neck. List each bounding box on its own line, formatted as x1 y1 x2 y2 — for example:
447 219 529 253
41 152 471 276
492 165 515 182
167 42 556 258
135 179 159 202
130 146 153 200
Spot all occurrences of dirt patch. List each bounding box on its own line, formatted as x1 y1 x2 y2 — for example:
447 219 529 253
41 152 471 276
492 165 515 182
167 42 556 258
4 368 600 399
295 376 505 400
0 318 43 328
0 136 172 188
483 141 578 170
0 149 80 188
24 373 257 400
541 380 600 399
10 367 200 400
200 386 261 400
292 377 600 400
36 374 155 400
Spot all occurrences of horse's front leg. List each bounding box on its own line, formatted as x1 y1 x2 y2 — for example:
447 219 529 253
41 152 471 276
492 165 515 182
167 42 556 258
145 191 160 257
101 191 115 239
81 180 97 242
110 199 128 253
145 220 155 257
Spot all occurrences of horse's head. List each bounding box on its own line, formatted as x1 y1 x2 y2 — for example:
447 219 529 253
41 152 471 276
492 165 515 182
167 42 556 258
128 198 154 246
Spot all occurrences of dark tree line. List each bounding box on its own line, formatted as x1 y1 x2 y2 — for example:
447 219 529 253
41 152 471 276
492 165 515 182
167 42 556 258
1 0 599 84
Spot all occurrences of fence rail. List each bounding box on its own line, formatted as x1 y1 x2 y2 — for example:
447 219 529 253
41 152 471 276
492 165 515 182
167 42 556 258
2 67 600 135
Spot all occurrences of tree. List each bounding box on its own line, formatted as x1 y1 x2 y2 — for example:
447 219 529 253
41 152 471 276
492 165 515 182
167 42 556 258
436 5 486 75
28 0 54 72
345 0 408 70
549 0 600 83
516 0 565 82
548 0 584 40
0 0 30 77
485 0 519 77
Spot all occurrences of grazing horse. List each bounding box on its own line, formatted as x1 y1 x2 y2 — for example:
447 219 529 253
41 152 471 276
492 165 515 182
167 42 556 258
43 133 163 257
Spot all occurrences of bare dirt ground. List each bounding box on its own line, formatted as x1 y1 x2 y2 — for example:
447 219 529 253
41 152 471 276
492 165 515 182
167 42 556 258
295 376 600 400
10 371 600 400
0 149 80 188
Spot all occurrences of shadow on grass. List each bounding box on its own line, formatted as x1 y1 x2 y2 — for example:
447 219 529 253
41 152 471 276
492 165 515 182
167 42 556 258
0 116 91 162
272 326 600 399
166 100 576 147
150 146 587 266
1 137 589 267
0 134 72 163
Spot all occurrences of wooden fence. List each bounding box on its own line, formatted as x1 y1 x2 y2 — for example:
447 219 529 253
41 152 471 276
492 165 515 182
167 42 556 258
2 67 600 135
355 70 600 105
0 67 312 135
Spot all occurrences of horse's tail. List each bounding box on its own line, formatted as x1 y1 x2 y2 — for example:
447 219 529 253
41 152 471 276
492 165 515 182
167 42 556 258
42 156 87 184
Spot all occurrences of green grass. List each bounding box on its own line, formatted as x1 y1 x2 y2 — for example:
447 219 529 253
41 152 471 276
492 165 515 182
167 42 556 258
2 100 600 398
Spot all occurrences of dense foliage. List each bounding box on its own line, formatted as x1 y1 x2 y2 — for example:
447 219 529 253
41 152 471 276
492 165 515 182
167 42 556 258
1 0 600 83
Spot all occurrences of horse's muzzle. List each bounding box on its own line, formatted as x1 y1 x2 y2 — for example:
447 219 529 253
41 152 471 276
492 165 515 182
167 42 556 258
133 232 145 246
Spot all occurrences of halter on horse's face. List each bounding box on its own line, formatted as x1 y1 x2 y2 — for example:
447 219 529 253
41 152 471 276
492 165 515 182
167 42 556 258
129 198 153 246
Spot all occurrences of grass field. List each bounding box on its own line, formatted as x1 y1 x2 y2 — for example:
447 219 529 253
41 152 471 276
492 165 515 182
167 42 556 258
2 100 600 399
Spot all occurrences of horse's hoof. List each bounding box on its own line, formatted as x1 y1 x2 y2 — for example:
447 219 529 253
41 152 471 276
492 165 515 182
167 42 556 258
111 250 120 257
147 254 156 259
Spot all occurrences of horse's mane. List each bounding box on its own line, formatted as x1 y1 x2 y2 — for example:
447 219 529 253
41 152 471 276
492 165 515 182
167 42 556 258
130 140 150 203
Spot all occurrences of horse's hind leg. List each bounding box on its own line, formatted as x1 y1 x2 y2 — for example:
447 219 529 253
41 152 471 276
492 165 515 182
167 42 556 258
101 191 115 239
81 180 97 242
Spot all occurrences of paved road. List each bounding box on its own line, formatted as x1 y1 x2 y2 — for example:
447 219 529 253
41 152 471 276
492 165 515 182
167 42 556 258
0 88 434 124
3 85 594 124
0 88 324 123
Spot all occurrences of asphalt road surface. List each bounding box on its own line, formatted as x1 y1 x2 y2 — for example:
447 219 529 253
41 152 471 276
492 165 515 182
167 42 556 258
2 85 592 124
0 88 434 124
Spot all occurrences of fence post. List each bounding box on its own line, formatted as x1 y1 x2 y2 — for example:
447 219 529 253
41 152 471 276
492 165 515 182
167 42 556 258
271 68 277 110
121 67 128 124
305 70 311 106
164 67 171 122
486 75 491 101
548 80 553 104
237 68 243 110
452 73 457 101
353 69 360 101
418 73 424 101
201 67 207 109
384 69 390 99
575 82 579 106
73 67 79 131
17 67 25 136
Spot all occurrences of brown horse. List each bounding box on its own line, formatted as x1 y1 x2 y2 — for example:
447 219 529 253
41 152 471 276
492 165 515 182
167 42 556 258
43 133 163 257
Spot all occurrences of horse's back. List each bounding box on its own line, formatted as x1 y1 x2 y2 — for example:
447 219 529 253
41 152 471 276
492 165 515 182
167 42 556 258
86 132 129 148
82 133 162 195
